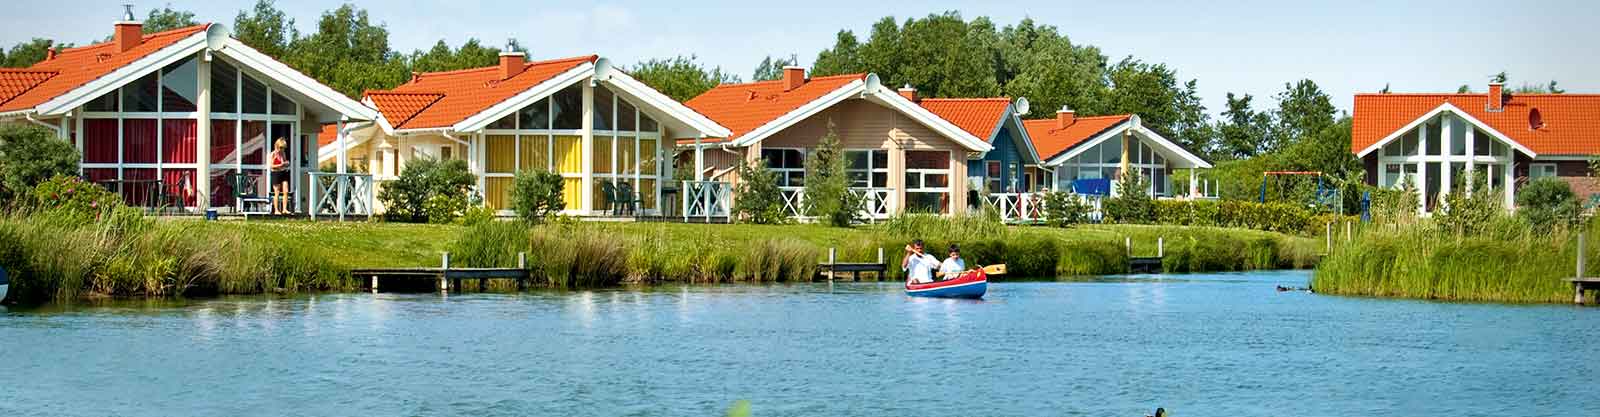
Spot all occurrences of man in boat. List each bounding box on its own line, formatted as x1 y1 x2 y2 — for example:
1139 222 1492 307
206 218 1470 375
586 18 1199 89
902 239 940 284
937 244 966 280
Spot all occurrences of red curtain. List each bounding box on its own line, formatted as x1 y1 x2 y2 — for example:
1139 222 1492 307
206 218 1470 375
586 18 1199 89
162 168 196 208
211 120 236 165
161 119 197 163
243 121 266 165
122 119 158 164
83 168 117 183
122 168 157 206
83 120 118 164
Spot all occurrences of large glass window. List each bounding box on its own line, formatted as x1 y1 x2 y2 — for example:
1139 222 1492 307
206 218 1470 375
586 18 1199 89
242 75 268 114
211 59 238 113
592 87 613 131
762 148 806 187
1530 163 1557 180
518 97 550 130
271 91 296 115
551 85 582 129
122 73 159 112
160 57 198 112
905 150 951 214
1424 118 1441 156
845 150 888 188
1449 116 1467 156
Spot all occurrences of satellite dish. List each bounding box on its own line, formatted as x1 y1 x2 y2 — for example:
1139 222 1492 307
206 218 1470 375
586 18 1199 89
1015 97 1030 115
864 73 881 91
593 57 613 81
205 23 231 51
1529 108 1544 130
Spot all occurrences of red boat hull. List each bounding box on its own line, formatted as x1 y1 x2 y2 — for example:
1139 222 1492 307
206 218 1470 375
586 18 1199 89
905 270 988 299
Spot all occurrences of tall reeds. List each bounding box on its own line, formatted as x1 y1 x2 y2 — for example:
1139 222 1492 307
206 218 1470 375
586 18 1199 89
0 208 350 304
1312 220 1586 303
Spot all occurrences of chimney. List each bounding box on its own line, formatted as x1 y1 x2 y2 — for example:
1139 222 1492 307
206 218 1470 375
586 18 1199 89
45 47 57 61
1487 82 1505 112
782 66 806 91
113 4 142 53
1056 106 1076 130
498 39 527 80
897 84 917 102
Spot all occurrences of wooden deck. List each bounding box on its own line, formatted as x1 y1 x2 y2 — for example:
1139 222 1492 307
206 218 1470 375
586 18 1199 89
1129 257 1163 274
352 253 529 292
1569 278 1600 304
818 248 888 281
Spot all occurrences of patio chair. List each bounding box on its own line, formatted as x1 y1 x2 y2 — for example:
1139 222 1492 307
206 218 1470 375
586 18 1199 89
600 180 619 215
616 181 645 216
225 172 271 218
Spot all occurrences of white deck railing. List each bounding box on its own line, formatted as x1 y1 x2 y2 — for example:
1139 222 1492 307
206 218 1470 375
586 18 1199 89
308 172 374 221
682 180 732 221
772 186 895 222
983 192 1106 223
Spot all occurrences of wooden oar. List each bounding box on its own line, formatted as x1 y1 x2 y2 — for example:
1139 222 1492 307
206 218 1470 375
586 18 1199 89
982 264 1007 275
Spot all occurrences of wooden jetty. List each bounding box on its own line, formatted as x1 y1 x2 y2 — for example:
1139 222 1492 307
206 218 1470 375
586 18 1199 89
1127 237 1165 274
1570 232 1596 304
817 247 888 281
352 252 529 293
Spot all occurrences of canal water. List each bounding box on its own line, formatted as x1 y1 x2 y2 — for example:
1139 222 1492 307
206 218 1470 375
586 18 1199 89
2 270 1597 416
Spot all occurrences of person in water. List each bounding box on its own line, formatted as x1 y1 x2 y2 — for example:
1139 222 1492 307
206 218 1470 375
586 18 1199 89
937 244 966 280
901 239 940 284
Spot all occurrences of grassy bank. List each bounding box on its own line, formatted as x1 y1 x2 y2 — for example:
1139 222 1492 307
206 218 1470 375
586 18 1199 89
0 211 1319 304
1312 223 1592 304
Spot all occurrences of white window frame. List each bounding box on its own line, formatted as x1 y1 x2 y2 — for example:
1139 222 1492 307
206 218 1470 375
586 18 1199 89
1530 163 1558 180
844 149 889 189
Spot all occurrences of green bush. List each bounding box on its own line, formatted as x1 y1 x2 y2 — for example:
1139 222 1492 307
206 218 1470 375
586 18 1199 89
732 160 787 224
1040 191 1090 227
377 158 475 223
460 205 495 226
509 168 565 224
30 175 122 223
1517 177 1580 233
1434 171 1503 236
0 125 81 202
1103 171 1153 223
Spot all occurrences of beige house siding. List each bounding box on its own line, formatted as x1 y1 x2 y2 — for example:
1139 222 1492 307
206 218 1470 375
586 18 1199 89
759 98 970 214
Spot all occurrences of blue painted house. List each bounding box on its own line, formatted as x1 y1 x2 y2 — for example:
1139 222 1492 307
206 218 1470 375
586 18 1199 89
917 95 1043 196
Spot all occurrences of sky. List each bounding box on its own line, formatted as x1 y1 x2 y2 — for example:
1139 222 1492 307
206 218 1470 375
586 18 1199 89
4 0 1597 118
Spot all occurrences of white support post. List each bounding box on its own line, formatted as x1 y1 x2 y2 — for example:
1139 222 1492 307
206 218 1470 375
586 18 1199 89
440 252 451 293
580 82 594 213
1188 169 1198 198
336 119 348 174
1464 127 1475 192
1504 160 1517 210
1439 116 1452 199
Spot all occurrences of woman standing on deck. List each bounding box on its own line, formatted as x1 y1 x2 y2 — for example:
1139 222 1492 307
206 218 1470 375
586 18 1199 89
269 138 289 215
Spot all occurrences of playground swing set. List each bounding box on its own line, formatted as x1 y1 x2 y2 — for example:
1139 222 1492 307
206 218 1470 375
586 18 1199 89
1258 171 1342 211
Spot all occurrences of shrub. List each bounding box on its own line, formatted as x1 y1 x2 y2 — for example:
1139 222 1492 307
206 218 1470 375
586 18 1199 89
1103 170 1153 223
509 168 565 224
1517 177 1580 233
460 205 495 226
30 175 122 223
423 193 467 224
1434 171 1503 236
732 159 788 224
378 158 475 223
1369 177 1420 225
0 125 81 203
802 120 862 227
1040 191 1089 227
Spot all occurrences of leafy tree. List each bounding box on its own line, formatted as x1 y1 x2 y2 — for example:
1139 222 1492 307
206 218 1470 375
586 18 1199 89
510 168 565 224
0 125 81 202
732 159 787 224
2 38 58 68
1102 57 1212 157
1272 79 1337 145
1040 190 1089 227
1278 117 1359 178
143 6 198 33
408 38 518 73
377 158 475 223
629 55 739 101
233 0 298 59
810 31 863 76
802 120 861 227
751 55 795 81
1216 93 1273 159
283 4 410 98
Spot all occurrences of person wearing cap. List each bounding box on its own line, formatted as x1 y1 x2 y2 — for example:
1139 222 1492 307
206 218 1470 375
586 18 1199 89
937 244 966 280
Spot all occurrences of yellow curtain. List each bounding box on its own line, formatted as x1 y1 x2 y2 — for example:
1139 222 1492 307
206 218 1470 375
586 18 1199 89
486 135 515 174
519 135 549 171
640 138 658 176
593 136 613 174
640 178 656 209
553 135 582 174
562 177 581 210
484 177 512 210
618 136 637 176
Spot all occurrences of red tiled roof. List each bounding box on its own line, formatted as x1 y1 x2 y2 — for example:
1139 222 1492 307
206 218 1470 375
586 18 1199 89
918 98 1010 142
0 24 209 113
368 92 444 129
371 55 598 130
318 123 337 148
682 73 867 144
1022 115 1132 161
1353 93 1600 156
